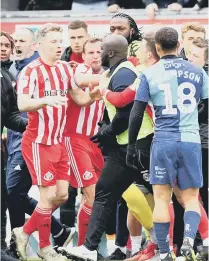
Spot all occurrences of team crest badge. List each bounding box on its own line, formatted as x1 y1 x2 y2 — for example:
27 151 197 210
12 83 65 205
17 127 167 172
44 172 54 181
83 171 93 180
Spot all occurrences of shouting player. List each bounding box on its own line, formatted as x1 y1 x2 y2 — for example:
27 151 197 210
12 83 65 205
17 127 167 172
12 23 96 261
127 27 208 261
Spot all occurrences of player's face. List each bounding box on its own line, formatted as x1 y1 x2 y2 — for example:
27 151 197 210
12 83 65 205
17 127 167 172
13 29 35 60
182 30 205 56
40 31 63 62
0 36 12 62
101 42 110 68
188 44 206 67
83 41 102 72
137 39 148 65
110 17 133 43
68 28 88 54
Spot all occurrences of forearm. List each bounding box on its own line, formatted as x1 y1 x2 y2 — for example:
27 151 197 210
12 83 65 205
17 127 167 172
70 89 94 107
109 105 133 135
75 74 101 88
128 101 147 145
105 87 135 108
5 114 27 133
18 97 46 112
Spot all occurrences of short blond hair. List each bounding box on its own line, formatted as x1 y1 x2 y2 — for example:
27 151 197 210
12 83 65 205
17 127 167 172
36 23 63 42
181 22 206 39
83 37 102 53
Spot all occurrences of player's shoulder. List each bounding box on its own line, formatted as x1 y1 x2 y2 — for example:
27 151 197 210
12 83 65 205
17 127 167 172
26 57 42 69
74 63 92 74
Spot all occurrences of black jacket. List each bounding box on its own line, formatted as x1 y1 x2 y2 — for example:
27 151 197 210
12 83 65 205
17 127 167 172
1 60 27 135
61 46 73 62
179 48 208 149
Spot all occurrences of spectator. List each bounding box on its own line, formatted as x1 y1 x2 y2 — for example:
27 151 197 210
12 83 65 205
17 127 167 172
19 0 72 10
71 0 107 11
193 0 208 10
142 0 185 19
107 0 145 13
1 31 27 260
180 22 206 59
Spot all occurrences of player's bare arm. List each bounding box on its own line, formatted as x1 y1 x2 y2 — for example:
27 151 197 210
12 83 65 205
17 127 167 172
74 73 102 88
69 88 96 107
18 94 68 112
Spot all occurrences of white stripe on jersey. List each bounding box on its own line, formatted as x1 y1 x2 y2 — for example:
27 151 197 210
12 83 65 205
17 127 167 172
57 63 69 91
86 101 96 136
35 108 45 143
51 67 62 144
39 65 55 145
94 100 104 135
76 107 86 134
46 106 54 145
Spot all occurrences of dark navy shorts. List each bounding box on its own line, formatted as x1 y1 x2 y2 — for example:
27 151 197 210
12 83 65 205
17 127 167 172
150 141 203 190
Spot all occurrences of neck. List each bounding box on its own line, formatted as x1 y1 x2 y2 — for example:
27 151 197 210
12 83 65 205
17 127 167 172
92 67 103 74
40 54 57 66
160 50 178 58
109 56 126 68
26 50 35 59
148 58 157 67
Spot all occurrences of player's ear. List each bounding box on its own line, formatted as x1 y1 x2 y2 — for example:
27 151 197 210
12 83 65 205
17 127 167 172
82 52 85 61
155 43 161 57
177 41 180 50
147 51 152 60
108 50 115 58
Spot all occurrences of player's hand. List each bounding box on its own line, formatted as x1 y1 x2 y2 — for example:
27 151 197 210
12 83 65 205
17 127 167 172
1 133 7 141
126 144 138 170
43 96 68 108
89 86 103 101
107 4 120 13
146 3 158 19
168 3 182 11
90 122 113 144
69 61 79 68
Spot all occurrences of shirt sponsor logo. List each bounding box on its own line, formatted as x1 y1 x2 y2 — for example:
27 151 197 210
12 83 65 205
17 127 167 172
83 171 93 180
44 171 54 181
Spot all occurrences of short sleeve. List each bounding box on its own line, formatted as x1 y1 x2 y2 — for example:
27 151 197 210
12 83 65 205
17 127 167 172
17 66 36 97
201 69 209 99
110 68 137 92
135 73 150 102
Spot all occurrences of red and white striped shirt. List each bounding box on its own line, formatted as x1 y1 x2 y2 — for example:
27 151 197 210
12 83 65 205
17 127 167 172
17 58 72 145
64 64 105 137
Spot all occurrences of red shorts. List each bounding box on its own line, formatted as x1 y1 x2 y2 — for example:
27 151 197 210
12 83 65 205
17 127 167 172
64 134 104 188
21 136 70 186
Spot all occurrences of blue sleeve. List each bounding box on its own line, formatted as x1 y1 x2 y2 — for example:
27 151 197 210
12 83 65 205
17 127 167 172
110 68 137 92
201 69 209 99
135 73 150 102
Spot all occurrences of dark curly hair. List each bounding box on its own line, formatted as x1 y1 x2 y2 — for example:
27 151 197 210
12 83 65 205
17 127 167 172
0 31 15 52
111 13 143 43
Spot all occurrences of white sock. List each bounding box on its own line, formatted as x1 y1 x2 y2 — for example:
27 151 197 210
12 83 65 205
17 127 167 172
131 236 142 254
203 238 209 247
160 253 169 259
117 246 126 254
149 227 157 244
185 237 194 247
